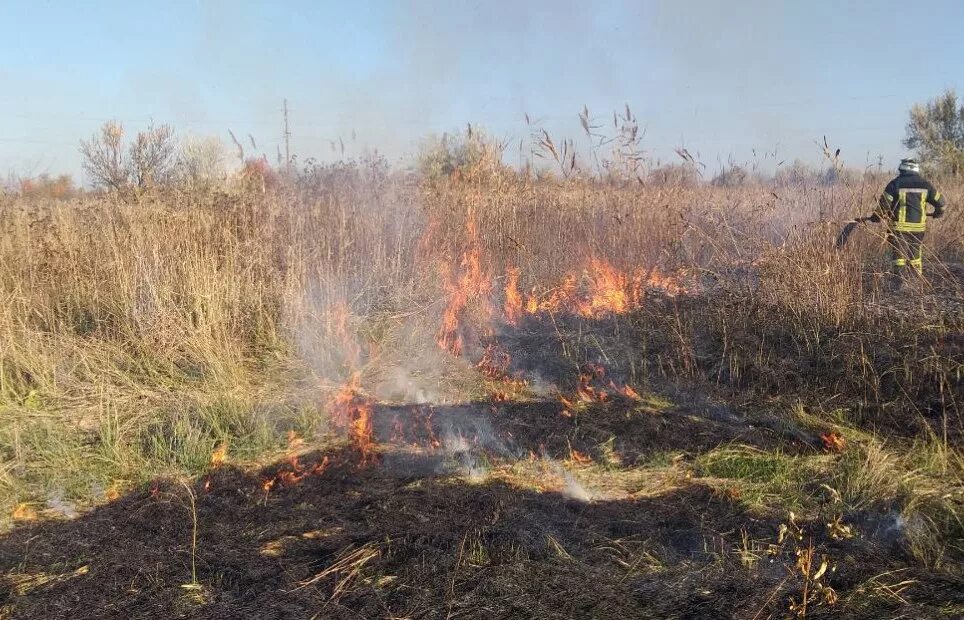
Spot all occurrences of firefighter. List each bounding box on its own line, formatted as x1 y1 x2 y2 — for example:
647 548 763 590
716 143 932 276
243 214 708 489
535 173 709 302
871 158 945 285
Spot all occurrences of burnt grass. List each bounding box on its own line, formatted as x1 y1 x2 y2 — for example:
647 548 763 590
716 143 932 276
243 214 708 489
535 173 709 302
1 302 962 619
1 397 962 619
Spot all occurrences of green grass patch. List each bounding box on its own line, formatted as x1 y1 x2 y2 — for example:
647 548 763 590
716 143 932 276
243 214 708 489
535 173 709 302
0 395 319 527
695 445 827 510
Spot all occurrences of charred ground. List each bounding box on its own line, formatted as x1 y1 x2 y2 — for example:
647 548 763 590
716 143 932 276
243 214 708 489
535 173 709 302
1 401 960 619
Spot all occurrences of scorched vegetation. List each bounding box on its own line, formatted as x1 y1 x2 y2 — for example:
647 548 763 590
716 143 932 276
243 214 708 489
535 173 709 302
0 125 962 619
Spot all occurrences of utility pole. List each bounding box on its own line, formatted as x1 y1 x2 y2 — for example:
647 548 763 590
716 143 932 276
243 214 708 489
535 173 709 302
283 98 291 172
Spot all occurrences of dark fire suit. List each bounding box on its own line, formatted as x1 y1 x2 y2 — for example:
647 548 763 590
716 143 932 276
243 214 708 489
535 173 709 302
872 171 945 275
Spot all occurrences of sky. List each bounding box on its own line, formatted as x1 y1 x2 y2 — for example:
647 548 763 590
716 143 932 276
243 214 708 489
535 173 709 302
1 0 963 181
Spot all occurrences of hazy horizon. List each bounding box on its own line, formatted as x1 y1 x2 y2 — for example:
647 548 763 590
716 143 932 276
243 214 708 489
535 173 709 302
2 0 962 182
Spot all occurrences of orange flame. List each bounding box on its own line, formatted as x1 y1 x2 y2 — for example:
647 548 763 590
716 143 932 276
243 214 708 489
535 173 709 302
209 442 228 468
618 383 643 401
501 260 686 322
504 267 523 325
569 449 592 465
262 455 330 497
286 430 304 451
437 215 493 356
11 503 38 522
579 258 630 317
329 373 375 460
477 342 511 379
558 363 643 408
820 432 847 453
421 406 441 449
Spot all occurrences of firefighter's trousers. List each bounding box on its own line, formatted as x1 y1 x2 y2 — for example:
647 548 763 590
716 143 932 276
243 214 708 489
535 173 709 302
887 230 925 275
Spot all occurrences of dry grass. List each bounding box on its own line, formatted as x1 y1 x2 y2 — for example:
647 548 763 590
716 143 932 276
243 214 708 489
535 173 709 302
0 156 962 617
1 162 961 482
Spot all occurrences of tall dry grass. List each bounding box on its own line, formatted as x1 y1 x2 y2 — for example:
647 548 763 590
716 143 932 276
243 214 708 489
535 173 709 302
0 161 961 520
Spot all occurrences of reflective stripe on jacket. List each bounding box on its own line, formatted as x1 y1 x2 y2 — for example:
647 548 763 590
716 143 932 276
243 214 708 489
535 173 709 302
877 172 945 232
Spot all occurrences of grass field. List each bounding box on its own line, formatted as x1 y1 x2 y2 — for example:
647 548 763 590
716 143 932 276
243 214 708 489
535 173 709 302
0 159 962 618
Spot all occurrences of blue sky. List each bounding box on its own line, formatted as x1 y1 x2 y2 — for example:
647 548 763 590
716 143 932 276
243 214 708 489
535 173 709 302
1 0 962 180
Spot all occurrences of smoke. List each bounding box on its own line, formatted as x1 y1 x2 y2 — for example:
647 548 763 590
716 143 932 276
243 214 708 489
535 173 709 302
45 490 79 519
0 0 926 181
555 464 593 503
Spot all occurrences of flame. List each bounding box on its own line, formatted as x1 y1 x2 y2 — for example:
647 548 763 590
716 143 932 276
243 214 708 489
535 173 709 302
477 340 529 401
209 442 228 467
537 274 579 314
477 342 511 379
437 215 493 356
820 432 847 453
387 406 441 450
500 260 686 322
105 482 122 502
636 267 686 297
504 267 523 325
577 363 609 402
580 258 630 317
328 373 375 460
286 430 304 451
262 455 331 497
11 502 38 522
420 406 441 449
319 301 376 459
618 383 643 401
390 414 406 444
569 449 592 465
558 362 643 408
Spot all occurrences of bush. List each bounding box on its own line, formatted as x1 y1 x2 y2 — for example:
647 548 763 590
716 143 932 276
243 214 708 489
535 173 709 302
175 135 228 191
417 126 506 182
79 121 176 191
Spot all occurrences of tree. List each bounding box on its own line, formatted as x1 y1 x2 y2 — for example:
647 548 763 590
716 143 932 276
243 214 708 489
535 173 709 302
80 121 128 190
904 89 964 176
647 163 701 187
80 121 177 191
711 164 748 188
128 123 176 188
17 173 76 199
175 135 227 190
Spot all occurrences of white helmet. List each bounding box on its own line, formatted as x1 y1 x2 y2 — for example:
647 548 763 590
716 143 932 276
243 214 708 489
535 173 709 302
898 158 920 174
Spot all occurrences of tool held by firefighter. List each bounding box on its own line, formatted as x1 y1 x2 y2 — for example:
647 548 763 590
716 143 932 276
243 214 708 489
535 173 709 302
834 215 873 249
835 159 946 282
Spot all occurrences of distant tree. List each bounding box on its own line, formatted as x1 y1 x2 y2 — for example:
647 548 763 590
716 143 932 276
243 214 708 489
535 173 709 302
128 123 176 188
711 164 748 188
647 163 701 187
80 121 128 191
176 135 228 190
819 166 860 186
80 121 177 191
904 89 964 175
774 159 818 185
17 173 76 199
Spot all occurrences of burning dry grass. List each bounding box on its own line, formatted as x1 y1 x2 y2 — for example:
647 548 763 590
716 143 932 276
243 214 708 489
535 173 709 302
0 166 962 617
